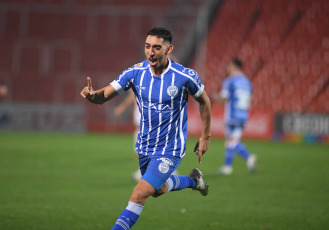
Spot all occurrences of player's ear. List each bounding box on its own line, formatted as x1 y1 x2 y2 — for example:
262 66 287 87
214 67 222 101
166 44 174 55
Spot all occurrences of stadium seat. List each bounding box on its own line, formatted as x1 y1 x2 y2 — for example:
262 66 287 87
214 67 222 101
1 0 329 114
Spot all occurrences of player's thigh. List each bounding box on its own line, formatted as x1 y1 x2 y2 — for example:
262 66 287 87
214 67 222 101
141 155 181 192
225 122 244 140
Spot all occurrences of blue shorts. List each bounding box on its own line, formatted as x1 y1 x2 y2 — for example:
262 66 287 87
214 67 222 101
226 121 246 139
138 155 182 191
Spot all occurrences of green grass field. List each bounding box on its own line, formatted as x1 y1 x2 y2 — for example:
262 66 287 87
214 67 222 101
0 132 328 230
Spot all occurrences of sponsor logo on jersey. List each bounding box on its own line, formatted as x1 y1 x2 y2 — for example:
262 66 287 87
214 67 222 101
149 103 173 113
188 69 196 76
136 85 146 91
134 62 143 67
157 157 174 166
125 83 131 88
167 85 178 97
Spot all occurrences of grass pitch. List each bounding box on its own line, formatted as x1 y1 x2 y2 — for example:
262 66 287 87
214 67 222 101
0 132 328 230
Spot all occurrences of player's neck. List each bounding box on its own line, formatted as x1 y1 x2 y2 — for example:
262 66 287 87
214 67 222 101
230 70 242 76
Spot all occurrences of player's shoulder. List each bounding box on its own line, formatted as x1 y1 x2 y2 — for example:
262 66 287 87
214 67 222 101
231 74 252 89
223 76 234 85
171 61 199 79
238 74 251 85
132 60 149 69
119 60 148 77
230 73 249 82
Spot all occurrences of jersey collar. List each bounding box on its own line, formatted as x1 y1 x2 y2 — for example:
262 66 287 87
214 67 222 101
148 58 172 77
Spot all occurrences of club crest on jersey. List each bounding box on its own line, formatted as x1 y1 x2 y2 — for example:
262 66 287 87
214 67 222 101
158 162 170 174
167 85 178 97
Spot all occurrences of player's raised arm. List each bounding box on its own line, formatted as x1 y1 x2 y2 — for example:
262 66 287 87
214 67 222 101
80 76 119 104
194 90 211 164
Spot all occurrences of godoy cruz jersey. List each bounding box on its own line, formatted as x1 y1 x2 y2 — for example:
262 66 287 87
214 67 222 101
111 59 204 158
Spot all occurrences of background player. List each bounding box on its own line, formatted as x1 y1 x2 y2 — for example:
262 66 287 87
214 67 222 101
0 84 8 99
214 58 256 175
80 27 211 229
114 89 142 181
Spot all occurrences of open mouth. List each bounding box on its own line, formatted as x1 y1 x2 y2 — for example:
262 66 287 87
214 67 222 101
149 58 157 66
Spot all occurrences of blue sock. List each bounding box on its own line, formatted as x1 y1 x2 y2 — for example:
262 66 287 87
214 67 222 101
112 201 143 230
167 174 196 192
235 142 250 160
224 146 236 166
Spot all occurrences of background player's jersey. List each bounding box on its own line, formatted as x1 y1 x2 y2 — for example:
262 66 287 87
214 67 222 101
221 73 252 124
111 59 204 158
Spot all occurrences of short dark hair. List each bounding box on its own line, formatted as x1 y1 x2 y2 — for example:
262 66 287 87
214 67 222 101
147 27 173 44
231 58 243 69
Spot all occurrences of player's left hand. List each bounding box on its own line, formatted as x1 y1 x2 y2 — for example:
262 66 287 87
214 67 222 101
194 137 210 164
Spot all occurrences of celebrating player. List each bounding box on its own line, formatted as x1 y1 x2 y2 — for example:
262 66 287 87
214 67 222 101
114 88 179 182
215 58 257 175
80 27 211 229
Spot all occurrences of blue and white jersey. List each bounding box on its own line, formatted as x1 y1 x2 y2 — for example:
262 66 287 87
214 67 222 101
111 59 204 158
221 73 252 124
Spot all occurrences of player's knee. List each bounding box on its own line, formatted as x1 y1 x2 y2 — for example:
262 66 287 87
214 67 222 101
130 190 148 204
152 189 165 198
130 184 154 204
151 183 167 198
152 190 162 198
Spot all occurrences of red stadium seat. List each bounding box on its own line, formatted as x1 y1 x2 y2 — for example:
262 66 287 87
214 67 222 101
1 0 329 113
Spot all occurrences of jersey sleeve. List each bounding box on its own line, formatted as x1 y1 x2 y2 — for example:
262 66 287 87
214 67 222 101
185 69 204 98
110 67 135 94
220 78 230 99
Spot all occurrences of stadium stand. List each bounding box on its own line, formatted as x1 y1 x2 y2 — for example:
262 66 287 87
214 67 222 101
0 0 209 132
0 0 201 101
0 0 328 130
203 0 329 113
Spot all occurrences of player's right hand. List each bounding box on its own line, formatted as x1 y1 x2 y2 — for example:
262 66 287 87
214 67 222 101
80 77 95 99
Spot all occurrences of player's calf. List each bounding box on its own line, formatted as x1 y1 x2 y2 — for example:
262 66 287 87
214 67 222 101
247 154 257 173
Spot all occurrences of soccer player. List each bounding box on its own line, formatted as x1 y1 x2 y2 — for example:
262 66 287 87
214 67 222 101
80 27 211 229
215 58 256 175
114 89 179 182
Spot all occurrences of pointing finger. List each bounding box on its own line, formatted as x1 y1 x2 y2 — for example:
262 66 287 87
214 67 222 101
87 77 92 90
193 140 199 153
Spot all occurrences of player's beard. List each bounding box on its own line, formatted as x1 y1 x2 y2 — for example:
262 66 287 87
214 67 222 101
154 55 168 69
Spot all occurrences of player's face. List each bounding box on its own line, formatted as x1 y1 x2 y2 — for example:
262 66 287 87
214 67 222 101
145 35 172 69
